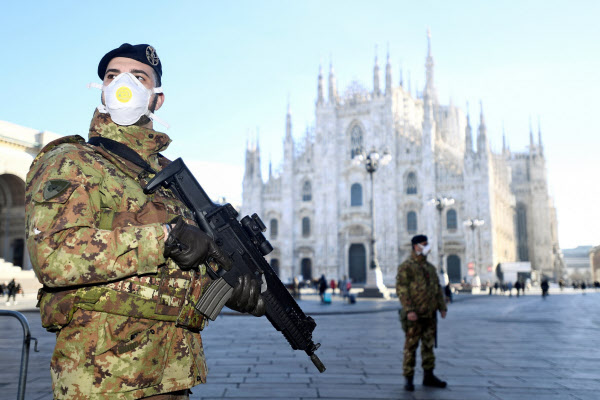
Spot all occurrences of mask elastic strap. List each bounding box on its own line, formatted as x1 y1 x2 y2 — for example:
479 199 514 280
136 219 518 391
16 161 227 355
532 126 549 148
148 111 170 130
97 105 109 114
87 82 103 90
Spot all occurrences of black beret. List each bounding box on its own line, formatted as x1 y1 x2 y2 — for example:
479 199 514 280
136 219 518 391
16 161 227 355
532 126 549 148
97 43 162 85
411 235 428 245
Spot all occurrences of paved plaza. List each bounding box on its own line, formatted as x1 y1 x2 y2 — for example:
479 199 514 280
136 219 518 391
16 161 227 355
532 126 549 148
1 289 599 399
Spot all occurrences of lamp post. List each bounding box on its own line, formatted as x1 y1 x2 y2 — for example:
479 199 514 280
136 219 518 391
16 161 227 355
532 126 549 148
463 218 485 280
430 197 455 273
353 147 391 298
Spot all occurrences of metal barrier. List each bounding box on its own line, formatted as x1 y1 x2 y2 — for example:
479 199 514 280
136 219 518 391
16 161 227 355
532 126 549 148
0 310 39 400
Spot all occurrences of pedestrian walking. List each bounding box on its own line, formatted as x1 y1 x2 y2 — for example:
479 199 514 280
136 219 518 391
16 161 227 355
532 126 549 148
25 43 265 399
330 279 337 295
541 279 550 298
494 281 499 294
444 284 453 303
293 276 301 300
396 235 448 392
514 280 521 297
581 281 586 294
318 274 328 302
6 278 17 306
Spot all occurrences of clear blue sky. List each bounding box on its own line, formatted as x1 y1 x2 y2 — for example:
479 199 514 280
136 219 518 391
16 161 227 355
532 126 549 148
1 1 598 249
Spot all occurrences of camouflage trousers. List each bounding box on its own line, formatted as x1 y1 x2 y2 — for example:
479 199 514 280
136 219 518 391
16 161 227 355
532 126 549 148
402 317 436 377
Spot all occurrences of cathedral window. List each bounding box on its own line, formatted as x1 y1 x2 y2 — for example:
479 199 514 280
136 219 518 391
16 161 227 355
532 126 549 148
351 183 363 206
406 172 418 195
350 124 364 159
302 180 312 201
270 218 278 239
302 217 311 237
516 203 529 261
407 211 417 233
446 209 457 230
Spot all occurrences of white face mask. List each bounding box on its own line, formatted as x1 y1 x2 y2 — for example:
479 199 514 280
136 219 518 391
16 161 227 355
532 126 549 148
417 243 432 256
88 72 169 129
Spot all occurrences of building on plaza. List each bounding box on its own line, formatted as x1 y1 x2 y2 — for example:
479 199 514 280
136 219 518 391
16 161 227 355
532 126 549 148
589 245 600 283
562 245 593 284
0 121 61 275
242 31 563 286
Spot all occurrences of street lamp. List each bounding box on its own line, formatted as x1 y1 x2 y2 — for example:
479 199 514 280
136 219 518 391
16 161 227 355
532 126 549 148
353 147 391 298
430 197 455 274
463 218 485 281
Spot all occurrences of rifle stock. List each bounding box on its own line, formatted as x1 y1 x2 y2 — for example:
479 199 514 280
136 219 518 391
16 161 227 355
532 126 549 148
144 158 325 373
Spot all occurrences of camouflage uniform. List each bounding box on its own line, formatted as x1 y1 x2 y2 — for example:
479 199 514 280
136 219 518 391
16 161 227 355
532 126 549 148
396 252 446 377
25 112 212 399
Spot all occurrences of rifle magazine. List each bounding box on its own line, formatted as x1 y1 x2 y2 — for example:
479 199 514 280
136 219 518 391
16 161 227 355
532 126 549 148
195 277 233 321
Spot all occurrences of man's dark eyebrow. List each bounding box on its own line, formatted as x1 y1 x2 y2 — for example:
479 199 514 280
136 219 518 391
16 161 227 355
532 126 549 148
130 69 150 78
105 68 121 76
104 68 150 78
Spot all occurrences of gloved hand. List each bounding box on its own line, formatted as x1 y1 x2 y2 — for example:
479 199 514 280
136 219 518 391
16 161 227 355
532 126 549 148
226 274 266 317
164 216 231 271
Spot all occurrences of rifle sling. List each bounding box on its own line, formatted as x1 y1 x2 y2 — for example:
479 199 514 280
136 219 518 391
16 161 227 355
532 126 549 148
88 136 156 174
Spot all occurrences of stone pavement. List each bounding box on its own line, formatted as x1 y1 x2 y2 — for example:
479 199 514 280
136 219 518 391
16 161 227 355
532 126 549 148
1 289 599 399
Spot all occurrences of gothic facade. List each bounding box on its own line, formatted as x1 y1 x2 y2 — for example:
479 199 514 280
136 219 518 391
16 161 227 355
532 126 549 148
0 120 61 270
242 33 562 285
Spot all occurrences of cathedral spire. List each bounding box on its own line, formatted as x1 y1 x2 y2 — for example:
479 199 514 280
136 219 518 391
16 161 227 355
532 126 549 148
328 59 338 103
477 101 488 155
529 116 535 151
286 99 292 140
465 105 473 155
538 116 544 156
254 128 262 181
317 64 325 106
268 156 272 179
385 44 392 96
399 66 403 88
424 28 437 104
502 122 507 154
373 45 381 96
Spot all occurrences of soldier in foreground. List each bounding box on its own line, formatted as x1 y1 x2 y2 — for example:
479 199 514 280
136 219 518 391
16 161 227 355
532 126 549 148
396 234 448 391
25 43 264 399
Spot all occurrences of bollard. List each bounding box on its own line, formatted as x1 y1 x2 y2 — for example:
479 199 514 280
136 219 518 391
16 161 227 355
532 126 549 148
0 310 39 400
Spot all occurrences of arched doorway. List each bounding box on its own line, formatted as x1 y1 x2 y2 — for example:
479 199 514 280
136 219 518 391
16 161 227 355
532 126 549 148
349 244 366 284
447 255 461 283
301 258 312 281
0 174 26 267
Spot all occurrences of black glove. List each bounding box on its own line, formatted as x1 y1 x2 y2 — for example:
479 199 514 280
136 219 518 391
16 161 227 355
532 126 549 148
164 217 231 271
226 274 266 317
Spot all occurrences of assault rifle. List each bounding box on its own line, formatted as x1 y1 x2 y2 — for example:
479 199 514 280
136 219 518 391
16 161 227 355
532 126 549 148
144 158 325 373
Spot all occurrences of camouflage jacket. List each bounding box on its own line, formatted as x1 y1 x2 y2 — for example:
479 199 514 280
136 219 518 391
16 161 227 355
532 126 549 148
395 252 447 318
25 112 211 399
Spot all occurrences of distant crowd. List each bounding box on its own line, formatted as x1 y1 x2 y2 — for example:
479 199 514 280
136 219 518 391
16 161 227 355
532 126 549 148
0 278 22 306
289 275 357 304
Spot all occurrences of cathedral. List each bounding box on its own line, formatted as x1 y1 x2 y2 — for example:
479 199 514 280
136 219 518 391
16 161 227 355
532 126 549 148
242 32 563 286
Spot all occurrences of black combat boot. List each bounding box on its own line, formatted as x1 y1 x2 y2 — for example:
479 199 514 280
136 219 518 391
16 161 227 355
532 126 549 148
404 375 415 391
422 369 447 388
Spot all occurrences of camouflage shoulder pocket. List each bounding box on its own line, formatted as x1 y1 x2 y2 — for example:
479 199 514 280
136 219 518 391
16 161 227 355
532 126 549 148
33 181 80 204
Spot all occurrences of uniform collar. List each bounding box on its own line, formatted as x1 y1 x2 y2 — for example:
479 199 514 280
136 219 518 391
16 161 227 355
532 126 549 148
88 110 171 167
411 251 427 264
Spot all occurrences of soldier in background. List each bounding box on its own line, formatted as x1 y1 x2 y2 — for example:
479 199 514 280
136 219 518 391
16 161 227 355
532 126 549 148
396 235 448 392
25 43 264 399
